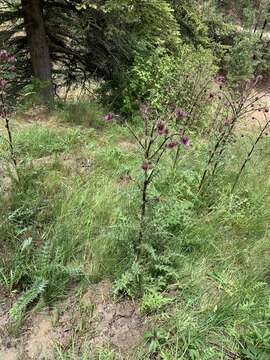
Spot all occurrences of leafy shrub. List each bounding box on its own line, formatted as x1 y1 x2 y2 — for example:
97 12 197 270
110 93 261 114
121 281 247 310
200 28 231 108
225 33 263 82
171 0 210 46
105 44 217 126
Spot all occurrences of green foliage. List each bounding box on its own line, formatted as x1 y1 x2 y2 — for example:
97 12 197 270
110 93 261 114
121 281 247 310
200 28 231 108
225 33 263 82
9 278 48 322
101 0 181 49
1 0 181 92
1 2 270 357
140 288 174 315
169 0 210 46
106 44 216 118
113 262 142 298
0 162 83 319
240 324 270 359
20 79 54 107
2 125 86 159
1 51 270 357
144 328 168 354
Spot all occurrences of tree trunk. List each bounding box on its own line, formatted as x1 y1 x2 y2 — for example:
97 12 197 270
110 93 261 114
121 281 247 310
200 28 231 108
21 0 53 103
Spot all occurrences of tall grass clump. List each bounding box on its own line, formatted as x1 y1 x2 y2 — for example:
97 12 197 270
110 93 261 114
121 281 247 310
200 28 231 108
56 99 105 128
7 125 86 160
0 162 72 320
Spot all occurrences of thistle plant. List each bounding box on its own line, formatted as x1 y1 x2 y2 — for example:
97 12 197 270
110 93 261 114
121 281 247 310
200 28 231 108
0 49 17 169
103 105 189 258
199 74 268 192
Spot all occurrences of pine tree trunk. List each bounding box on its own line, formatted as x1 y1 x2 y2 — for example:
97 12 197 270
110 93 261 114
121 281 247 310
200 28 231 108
21 0 53 103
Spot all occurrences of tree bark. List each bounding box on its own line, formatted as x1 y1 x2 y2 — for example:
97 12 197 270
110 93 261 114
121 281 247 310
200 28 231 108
21 0 53 103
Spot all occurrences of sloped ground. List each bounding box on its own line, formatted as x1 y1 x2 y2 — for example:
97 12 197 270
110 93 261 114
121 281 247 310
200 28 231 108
1 91 270 359
0 107 144 359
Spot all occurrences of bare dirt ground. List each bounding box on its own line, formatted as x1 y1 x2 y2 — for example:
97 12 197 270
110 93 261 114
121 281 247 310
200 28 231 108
0 281 145 359
235 88 270 134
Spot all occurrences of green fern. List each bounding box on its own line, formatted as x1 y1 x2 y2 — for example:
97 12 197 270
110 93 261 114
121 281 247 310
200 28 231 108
38 239 52 270
113 261 142 298
9 278 48 322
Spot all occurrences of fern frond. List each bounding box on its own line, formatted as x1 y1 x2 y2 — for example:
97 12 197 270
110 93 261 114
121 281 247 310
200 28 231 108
9 278 48 322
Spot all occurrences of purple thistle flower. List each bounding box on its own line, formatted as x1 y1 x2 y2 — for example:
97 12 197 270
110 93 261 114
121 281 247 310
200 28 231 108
215 75 225 83
181 135 190 147
166 140 178 149
104 112 114 121
156 120 167 135
207 93 215 101
176 107 188 119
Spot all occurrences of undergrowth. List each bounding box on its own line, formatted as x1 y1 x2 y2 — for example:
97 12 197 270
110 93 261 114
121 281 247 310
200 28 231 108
0 104 270 359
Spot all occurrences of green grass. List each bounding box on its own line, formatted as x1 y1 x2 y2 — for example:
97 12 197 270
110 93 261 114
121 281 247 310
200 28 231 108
0 124 93 161
14 125 86 159
56 99 105 128
1 110 270 358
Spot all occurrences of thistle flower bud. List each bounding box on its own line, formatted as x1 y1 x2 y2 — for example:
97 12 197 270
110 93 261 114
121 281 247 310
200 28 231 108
166 140 178 149
141 159 150 171
215 75 225 83
176 107 188 119
156 120 167 135
182 135 190 147
104 112 114 121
